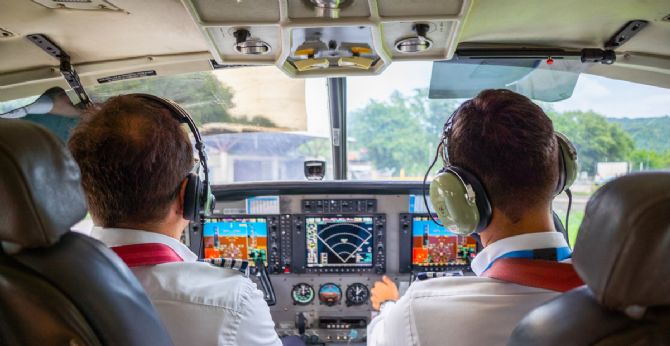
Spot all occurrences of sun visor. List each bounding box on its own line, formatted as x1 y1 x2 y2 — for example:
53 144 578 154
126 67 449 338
429 59 586 102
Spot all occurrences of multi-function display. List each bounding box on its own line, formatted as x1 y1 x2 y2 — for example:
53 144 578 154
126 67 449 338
305 216 374 268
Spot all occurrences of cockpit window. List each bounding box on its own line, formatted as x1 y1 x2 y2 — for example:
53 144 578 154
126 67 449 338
89 67 332 184
347 61 670 244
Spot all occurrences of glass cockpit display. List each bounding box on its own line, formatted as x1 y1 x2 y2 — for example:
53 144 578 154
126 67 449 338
412 216 477 267
305 217 374 268
203 217 268 264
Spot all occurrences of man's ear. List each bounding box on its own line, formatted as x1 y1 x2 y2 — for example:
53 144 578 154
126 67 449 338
176 178 189 216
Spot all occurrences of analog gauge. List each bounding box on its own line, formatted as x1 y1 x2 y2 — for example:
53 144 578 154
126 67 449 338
345 283 370 306
318 283 342 306
291 283 315 305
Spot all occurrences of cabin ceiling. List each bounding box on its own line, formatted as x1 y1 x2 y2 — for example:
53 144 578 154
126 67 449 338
1 0 669 100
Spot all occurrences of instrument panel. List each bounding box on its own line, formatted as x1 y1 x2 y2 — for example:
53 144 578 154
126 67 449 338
194 188 479 345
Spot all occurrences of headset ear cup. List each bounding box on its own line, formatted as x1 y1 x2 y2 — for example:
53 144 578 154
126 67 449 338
182 173 200 221
555 132 578 195
429 168 491 235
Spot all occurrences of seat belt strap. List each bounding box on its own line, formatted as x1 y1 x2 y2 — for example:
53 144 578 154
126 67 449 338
481 258 584 292
111 243 184 267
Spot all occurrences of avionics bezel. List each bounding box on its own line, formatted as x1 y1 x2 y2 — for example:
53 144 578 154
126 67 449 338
292 214 386 274
200 214 271 261
399 213 480 273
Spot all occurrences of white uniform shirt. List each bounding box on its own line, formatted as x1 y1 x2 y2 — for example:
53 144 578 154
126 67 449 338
367 232 570 346
91 227 282 346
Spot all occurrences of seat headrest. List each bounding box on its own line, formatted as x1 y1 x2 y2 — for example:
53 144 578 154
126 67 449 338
0 120 87 247
573 172 670 309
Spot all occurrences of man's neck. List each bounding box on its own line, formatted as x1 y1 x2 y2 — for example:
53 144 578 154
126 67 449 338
113 221 183 240
478 207 556 248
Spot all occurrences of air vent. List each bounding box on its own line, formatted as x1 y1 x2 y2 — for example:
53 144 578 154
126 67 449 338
32 0 122 11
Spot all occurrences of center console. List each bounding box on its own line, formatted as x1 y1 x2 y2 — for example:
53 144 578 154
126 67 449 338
198 192 477 344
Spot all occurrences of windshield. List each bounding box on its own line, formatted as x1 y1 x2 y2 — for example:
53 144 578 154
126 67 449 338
347 61 670 244
88 67 332 184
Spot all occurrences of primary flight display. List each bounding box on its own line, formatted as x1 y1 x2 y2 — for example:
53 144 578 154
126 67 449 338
411 216 477 267
203 217 268 264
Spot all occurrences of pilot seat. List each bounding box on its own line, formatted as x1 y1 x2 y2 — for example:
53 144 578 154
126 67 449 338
509 172 670 345
0 120 173 345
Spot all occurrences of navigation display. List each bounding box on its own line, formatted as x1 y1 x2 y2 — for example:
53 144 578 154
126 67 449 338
203 217 268 264
412 216 477 267
305 217 374 268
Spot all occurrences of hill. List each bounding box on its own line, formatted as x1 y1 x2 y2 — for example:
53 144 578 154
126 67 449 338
609 116 670 152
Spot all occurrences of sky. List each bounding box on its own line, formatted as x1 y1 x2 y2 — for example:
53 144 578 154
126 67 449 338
312 61 670 118
305 61 670 136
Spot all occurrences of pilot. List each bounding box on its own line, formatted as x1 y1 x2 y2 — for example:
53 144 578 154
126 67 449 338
67 95 282 346
367 89 575 345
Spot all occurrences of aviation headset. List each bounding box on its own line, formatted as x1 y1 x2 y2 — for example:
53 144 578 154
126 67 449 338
131 94 216 222
426 107 578 235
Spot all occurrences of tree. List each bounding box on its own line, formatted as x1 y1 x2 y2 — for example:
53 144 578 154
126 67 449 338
628 149 670 171
349 89 459 177
349 91 430 176
406 89 459 141
90 72 275 127
546 110 634 175
298 138 330 160
610 116 670 152
352 93 639 178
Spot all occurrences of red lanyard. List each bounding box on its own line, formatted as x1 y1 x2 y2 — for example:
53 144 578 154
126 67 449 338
482 258 583 292
111 243 184 267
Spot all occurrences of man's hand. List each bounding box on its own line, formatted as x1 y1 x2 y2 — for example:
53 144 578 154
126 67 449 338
370 275 400 311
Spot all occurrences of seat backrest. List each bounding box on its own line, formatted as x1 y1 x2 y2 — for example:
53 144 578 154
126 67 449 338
509 172 670 346
0 120 173 346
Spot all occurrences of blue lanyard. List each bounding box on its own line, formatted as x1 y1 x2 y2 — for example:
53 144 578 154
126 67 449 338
483 246 572 273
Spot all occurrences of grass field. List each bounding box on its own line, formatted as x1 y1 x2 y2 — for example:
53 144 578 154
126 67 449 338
559 210 585 247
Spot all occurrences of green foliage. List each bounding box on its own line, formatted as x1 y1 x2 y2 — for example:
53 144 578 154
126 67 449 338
90 72 276 127
348 90 458 176
351 91 665 178
545 109 635 175
559 210 584 248
298 138 331 159
628 149 670 171
610 116 670 152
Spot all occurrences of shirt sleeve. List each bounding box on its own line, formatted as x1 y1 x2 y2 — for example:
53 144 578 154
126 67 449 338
367 294 416 346
232 281 282 346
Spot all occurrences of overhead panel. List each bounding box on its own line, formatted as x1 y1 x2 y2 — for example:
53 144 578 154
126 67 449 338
182 0 470 77
190 0 281 23
377 0 464 17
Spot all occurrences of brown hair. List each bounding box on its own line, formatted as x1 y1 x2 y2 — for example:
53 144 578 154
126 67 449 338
447 89 558 222
68 95 193 227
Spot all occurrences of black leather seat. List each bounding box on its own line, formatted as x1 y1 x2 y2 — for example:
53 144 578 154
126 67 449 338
0 120 173 346
509 172 670 345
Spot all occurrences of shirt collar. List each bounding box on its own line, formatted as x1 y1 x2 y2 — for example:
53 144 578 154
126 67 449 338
91 227 198 263
471 232 570 276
